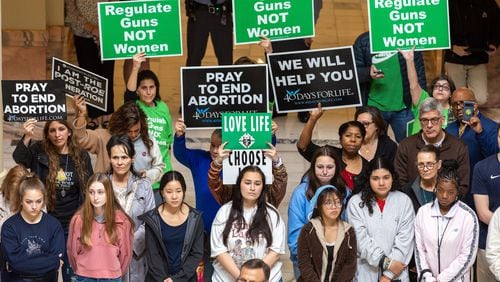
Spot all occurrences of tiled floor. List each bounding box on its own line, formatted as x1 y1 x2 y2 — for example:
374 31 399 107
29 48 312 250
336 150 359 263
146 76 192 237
3 0 500 281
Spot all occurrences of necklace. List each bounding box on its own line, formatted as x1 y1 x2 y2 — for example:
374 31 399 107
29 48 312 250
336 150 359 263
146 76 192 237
56 155 69 197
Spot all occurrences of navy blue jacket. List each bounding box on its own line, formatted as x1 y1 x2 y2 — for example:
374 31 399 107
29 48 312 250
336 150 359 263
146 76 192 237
446 112 499 172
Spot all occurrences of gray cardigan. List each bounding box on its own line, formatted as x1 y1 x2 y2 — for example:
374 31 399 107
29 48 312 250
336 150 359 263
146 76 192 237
347 191 415 281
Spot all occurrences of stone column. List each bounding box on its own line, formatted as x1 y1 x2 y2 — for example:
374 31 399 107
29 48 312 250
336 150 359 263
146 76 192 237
0 0 6 182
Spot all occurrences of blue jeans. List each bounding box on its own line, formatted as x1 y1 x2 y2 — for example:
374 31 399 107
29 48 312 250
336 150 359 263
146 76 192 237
72 275 121 282
62 229 74 282
291 254 301 280
381 108 414 143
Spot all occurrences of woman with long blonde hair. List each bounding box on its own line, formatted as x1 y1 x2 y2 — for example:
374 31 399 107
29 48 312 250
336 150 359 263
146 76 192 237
67 173 133 281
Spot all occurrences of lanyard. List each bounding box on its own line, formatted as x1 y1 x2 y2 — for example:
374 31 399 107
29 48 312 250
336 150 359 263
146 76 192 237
436 216 451 273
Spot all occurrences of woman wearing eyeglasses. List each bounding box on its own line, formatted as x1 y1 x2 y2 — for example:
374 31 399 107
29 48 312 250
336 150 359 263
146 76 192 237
355 106 398 163
297 185 357 282
414 160 479 281
402 145 442 213
401 48 456 136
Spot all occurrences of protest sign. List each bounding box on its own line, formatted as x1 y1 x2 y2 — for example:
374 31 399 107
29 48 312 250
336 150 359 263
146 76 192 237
98 0 182 60
52 57 108 111
267 47 362 113
222 113 272 150
222 150 272 184
368 0 450 52
233 0 314 44
181 65 269 129
2 80 67 122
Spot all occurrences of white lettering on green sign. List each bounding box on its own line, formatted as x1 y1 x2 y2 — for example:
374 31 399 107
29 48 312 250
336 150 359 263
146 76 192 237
382 36 437 47
222 114 270 133
374 0 440 10
247 1 300 38
113 43 168 54
105 3 172 17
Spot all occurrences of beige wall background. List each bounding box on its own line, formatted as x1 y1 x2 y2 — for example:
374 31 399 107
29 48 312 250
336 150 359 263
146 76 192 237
1 0 63 29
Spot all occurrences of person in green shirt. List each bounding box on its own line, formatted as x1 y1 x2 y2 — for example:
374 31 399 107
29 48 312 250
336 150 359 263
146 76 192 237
125 52 174 204
401 48 456 136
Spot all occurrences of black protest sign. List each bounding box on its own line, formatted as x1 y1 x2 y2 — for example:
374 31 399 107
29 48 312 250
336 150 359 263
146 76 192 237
2 80 67 122
267 47 362 113
52 57 108 111
181 65 269 129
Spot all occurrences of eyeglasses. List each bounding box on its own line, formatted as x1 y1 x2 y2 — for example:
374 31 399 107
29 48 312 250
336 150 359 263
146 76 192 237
419 117 441 125
451 100 475 108
433 84 450 91
359 121 374 127
417 161 437 170
323 200 342 209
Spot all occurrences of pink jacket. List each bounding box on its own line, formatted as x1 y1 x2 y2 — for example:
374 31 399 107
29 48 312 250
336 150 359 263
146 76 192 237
415 200 479 281
67 210 133 279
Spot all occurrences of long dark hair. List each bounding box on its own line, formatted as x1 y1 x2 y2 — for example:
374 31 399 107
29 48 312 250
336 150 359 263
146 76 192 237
43 120 88 211
222 166 279 248
356 157 399 215
303 146 346 200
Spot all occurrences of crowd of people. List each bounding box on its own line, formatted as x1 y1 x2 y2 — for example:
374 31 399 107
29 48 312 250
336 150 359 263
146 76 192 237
2 0 500 281
3 77 500 282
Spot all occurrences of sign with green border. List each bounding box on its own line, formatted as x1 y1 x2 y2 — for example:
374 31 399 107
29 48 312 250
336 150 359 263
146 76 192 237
368 0 450 52
98 0 182 60
222 113 272 150
232 0 315 44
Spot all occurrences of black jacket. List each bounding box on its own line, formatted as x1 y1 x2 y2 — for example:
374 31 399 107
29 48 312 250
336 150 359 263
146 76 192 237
141 204 204 282
12 137 93 228
13 136 92 182
445 0 500 65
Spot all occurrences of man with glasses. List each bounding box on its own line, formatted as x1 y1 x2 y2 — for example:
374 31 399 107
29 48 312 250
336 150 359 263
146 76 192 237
236 259 270 282
446 87 498 208
394 97 469 194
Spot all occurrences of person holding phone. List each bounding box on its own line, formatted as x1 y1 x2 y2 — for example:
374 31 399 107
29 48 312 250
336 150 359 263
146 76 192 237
446 87 498 207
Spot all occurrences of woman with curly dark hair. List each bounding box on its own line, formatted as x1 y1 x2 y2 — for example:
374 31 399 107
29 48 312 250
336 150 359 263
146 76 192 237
347 157 415 282
13 118 93 281
210 166 286 282
73 96 164 184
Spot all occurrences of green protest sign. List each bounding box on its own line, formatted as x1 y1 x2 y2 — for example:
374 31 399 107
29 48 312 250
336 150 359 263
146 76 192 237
232 0 315 45
368 0 450 52
222 113 272 150
98 0 182 60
